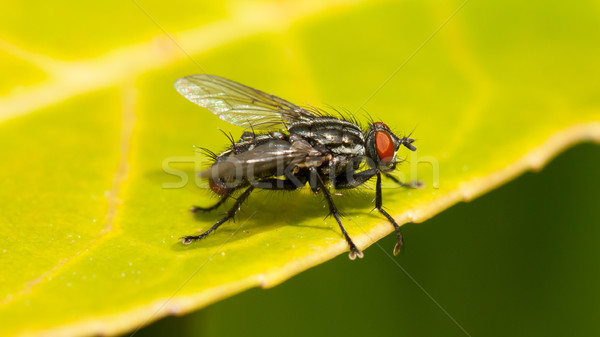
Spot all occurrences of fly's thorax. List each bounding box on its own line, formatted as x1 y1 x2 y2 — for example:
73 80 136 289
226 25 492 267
288 117 365 157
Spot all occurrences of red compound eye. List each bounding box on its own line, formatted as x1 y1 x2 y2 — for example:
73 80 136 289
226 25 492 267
375 130 395 164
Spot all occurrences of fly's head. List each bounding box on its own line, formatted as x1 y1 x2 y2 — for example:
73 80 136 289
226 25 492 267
365 122 416 171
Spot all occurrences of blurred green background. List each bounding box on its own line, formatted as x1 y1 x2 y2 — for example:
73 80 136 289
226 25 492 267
134 142 600 337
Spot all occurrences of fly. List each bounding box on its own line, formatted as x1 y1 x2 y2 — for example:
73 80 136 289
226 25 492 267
174 74 421 259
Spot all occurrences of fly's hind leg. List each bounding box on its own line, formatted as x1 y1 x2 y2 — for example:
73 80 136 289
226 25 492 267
190 189 233 213
191 179 252 213
181 185 255 244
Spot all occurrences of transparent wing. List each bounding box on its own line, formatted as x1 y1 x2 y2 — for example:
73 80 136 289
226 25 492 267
174 74 318 130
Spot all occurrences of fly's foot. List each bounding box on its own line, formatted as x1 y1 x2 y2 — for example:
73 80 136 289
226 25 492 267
180 233 208 245
393 231 404 255
393 241 403 255
384 173 425 189
396 180 424 189
407 180 425 189
348 246 364 260
180 236 196 245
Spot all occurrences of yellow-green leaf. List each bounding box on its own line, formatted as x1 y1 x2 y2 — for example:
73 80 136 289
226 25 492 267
1 0 599 336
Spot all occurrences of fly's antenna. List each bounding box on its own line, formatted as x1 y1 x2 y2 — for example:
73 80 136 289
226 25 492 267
400 124 418 151
401 137 416 151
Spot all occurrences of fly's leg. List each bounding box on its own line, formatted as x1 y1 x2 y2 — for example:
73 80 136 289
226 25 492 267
311 167 363 260
252 176 306 190
253 171 308 191
192 180 252 213
383 173 424 189
181 185 255 244
190 189 233 213
332 168 378 189
335 169 414 255
334 169 422 190
375 172 404 255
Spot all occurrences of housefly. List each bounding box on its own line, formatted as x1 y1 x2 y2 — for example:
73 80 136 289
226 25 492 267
174 74 420 259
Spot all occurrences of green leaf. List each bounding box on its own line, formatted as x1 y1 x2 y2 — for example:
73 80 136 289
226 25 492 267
1 0 599 336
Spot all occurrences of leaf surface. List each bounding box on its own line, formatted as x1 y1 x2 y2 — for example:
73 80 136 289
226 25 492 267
1 0 599 336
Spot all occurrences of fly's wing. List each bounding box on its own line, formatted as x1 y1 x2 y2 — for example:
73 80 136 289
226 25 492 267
174 74 318 130
198 140 327 180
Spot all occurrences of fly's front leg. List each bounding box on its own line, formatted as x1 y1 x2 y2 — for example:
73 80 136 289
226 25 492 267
333 168 378 189
311 167 363 260
383 173 424 189
181 185 255 244
336 169 415 255
376 172 404 255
